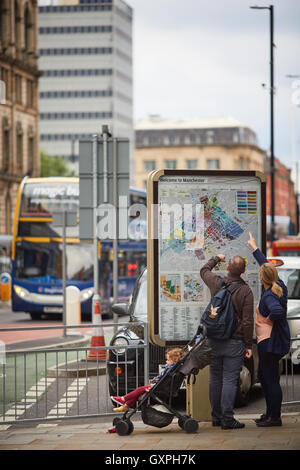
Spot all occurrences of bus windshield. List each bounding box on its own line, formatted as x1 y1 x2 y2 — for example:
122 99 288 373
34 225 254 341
14 242 93 282
20 181 79 216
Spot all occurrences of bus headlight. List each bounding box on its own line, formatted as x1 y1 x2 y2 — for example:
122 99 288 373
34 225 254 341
79 288 94 302
14 285 30 299
112 337 129 355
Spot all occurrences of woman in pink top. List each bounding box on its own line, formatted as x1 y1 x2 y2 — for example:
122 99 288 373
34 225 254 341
255 304 273 344
248 233 290 428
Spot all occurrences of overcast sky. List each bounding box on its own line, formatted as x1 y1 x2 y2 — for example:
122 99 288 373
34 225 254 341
127 0 300 173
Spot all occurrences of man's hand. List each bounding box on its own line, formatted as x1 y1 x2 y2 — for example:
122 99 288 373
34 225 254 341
217 254 226 262
245 349 252 359
248 232 258 251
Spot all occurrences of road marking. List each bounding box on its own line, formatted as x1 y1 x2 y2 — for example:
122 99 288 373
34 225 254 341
46 378 89 418
0 377 55 426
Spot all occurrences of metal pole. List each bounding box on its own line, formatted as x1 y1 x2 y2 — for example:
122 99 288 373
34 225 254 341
113 137 119 333
92 134 100 323
270 5 275 243
102 126 109 204
143 321 149 385
62 209 67 337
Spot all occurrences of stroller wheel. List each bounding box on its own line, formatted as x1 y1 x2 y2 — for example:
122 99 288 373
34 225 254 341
184 418 198 434
127 419 134 435
178 416 186 429
115 418 134 436
113 417 122 426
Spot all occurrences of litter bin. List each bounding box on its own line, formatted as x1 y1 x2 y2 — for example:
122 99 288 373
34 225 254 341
0 272 11 302
186 366 211 422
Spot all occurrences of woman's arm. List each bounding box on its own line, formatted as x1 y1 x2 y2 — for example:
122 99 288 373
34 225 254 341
247 232 267 266
266 294 286 321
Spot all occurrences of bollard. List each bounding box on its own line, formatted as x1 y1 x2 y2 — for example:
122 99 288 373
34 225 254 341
66 286 81 335
0 272 11 302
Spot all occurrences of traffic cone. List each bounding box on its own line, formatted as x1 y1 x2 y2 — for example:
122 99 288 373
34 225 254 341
87 300 106 360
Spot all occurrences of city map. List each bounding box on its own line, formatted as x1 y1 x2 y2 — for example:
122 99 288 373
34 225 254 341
157 175 262 341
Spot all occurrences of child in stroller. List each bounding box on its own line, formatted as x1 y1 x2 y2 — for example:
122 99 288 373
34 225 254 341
111 348 184 412
111 324 211 436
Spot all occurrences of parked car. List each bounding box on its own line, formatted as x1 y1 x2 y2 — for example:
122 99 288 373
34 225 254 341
269 257 300 361
107 269 259 407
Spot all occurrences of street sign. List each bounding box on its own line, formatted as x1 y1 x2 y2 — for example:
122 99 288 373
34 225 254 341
147 170 266 346
79 136 130 240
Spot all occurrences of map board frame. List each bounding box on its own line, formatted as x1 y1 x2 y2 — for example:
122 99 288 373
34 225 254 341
147 169 266 347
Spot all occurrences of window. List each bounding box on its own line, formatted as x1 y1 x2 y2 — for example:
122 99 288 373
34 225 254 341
5 191 11 234
16 122 23 172
186 159 197 170
237 156 244 169
24 5 33 52
143 161 156 172
206 131 214 144
0 66 9 100
26 79 34 107
15 74 22 104
2 117 10 172
165 160 177 169
206 159 220 170
27 136 34 174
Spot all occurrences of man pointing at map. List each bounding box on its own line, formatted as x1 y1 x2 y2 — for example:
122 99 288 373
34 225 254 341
200 254 254 430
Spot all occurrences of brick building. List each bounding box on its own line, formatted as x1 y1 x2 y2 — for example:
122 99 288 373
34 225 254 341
265 156 298 237
0 0 40 235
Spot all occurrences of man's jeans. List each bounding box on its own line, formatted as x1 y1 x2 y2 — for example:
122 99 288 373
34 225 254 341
208 338 245 422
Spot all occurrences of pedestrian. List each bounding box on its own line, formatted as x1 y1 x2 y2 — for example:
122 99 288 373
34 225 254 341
111 348 184 412
247 232 291 427
200 254 254 429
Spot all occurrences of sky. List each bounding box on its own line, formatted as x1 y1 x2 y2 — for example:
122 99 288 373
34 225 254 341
127 0 300 175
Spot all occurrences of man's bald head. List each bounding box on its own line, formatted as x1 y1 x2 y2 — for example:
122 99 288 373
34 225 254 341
228 256 246 276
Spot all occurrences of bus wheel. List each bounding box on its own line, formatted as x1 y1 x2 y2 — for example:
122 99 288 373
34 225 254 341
30 312 42 320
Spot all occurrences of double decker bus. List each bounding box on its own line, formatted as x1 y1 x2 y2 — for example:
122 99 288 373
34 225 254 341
11 177 146 320
271 236 300 257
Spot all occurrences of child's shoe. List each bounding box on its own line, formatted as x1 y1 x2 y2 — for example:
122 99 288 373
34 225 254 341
111 396 126 406
113 404 129 412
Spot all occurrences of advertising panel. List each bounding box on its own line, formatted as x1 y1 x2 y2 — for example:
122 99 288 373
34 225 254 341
147 170 266 346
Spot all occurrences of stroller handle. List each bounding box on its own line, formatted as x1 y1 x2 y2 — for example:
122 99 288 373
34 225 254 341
197 323 207 338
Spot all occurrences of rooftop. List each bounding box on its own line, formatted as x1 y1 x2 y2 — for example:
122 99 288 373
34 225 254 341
135 116 247 131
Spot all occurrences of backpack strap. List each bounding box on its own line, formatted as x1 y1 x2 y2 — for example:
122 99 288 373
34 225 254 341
224 280 244 294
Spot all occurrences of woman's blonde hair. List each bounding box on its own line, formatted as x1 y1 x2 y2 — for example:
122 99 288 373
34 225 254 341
260 263 283 297
166 348 184 363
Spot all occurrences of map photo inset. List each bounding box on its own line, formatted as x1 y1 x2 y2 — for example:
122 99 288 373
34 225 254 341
160 274 181 303
184 273 205 302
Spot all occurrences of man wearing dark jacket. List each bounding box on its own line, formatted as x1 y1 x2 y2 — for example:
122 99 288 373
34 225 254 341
200 254 254 429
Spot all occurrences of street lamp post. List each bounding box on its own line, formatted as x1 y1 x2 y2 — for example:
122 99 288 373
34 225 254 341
250 5 275 242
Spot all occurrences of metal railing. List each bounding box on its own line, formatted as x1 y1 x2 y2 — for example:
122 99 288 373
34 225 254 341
282 315 300 407
0 322 149 425
0 319 299 425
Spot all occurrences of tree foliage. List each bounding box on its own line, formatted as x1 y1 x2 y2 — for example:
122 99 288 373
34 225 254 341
40 150 73 177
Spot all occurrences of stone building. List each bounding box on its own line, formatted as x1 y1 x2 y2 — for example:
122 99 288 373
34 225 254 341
134 116 265 190
38 0 133 176
0 0 40 235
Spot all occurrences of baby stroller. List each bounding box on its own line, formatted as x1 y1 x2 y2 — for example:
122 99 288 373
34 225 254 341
112 324 211 436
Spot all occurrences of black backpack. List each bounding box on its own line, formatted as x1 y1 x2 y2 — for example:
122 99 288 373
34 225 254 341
201 280 243 340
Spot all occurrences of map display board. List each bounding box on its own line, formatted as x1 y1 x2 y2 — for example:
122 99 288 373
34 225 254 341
147 170 266 346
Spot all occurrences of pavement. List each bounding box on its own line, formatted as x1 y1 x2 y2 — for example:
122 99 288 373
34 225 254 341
0 413 299 451
1 306 300 452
